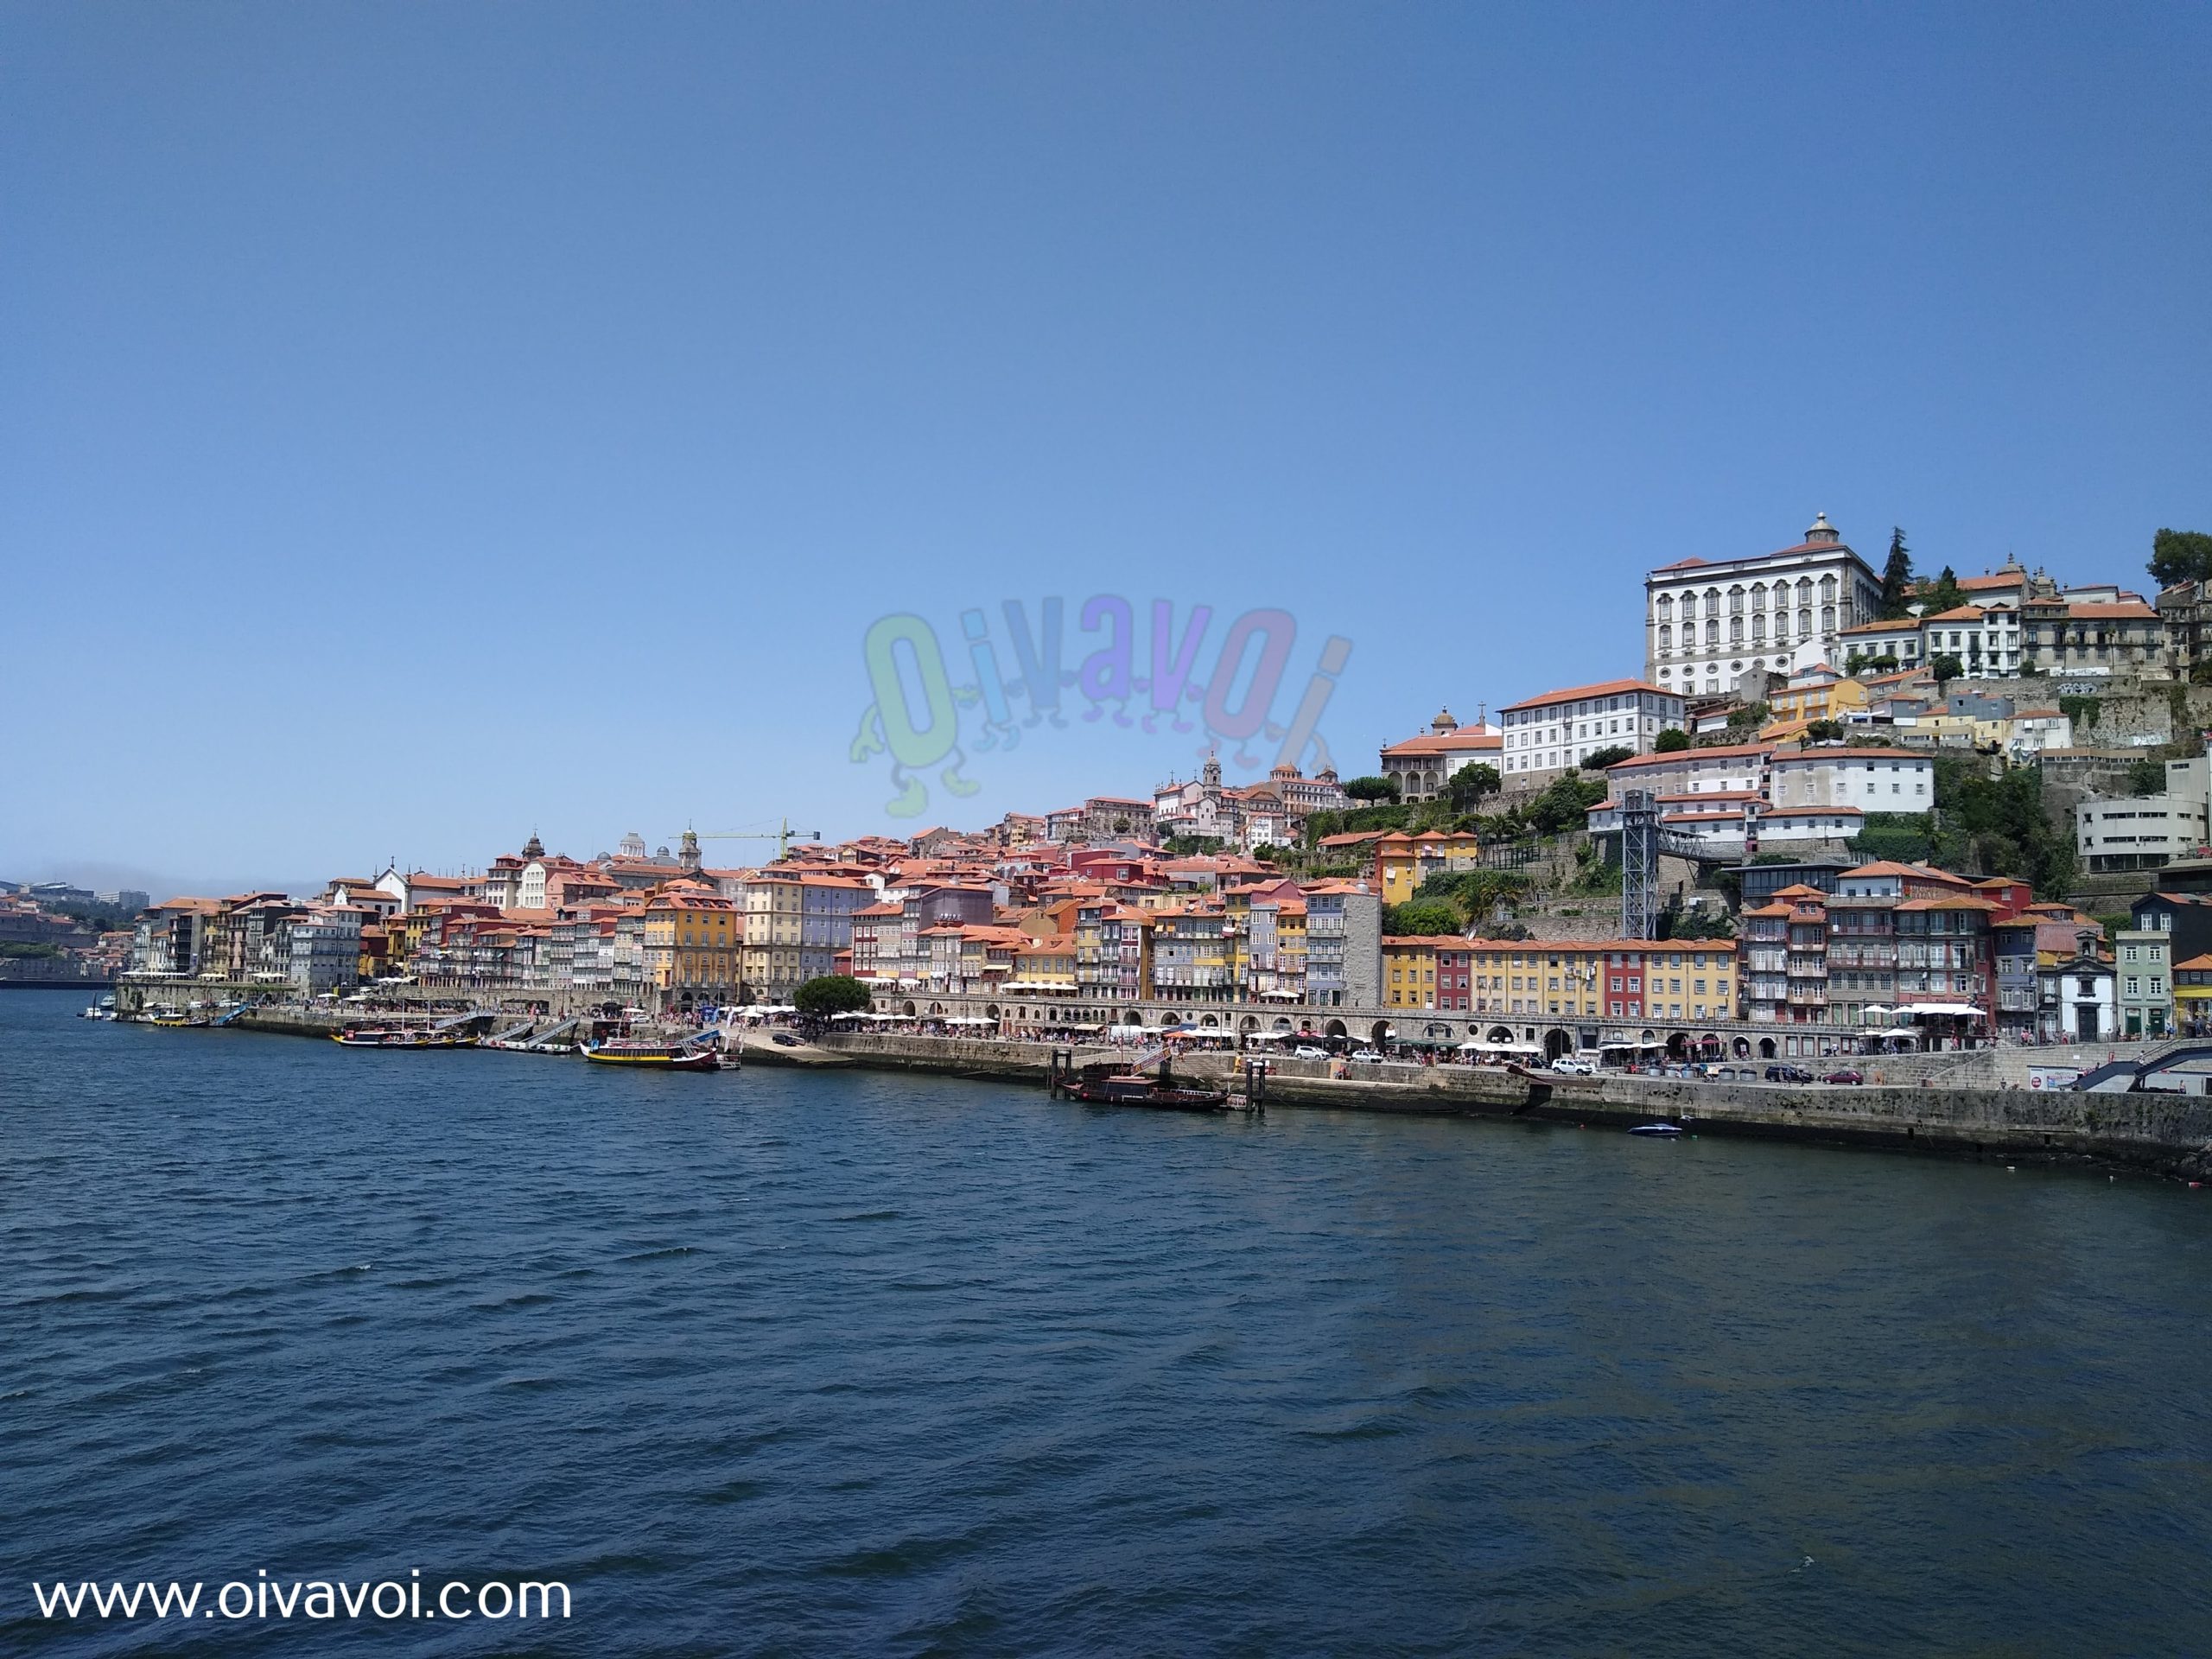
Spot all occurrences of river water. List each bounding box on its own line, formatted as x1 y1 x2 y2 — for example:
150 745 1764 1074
6 994 2211 1655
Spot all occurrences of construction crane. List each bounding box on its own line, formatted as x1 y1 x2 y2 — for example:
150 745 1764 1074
678 818 825 861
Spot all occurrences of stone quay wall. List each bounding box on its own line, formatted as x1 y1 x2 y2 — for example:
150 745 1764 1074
822 1033 2212 1179
103 1005 2212 1179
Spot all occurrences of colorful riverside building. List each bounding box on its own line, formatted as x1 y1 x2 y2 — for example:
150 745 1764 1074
1372 830 1484 906
1379 936 1474 1013
1245 887 1307 1004
1005 936 1077 998
1382 937 1438 1010
1298 880 1382 1007
1149 901 1233 1001
1743 861 2020 1028
737 870 874 1001
1433 944 1472 1011
644 887 739 1009
2174 954 2212 1035
1074 899 1151 1002
1465 938 1737 1024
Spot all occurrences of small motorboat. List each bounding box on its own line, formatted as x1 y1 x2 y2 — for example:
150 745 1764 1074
1628 1122 1684 1137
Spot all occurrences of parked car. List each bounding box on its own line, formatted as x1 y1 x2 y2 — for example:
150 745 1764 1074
1348 1048 1385 1064
1823 1068 1865 1085
1764 1063 1815 1084
1293 1045 1329 1060
1550 1056 1598 1075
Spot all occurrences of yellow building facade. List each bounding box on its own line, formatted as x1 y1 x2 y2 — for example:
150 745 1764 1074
1382 936 1440 1008
1374 830 1484 906
645 889 740 1005
1466 938 1737 1024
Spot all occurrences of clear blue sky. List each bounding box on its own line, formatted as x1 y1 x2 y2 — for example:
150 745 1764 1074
4 2 2207 893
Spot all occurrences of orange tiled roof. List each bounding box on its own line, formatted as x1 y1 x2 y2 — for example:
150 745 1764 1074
1500 678 1674 713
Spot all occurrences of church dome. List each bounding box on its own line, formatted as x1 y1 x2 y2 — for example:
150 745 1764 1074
1805 512 1840 546
1431 707 1459 733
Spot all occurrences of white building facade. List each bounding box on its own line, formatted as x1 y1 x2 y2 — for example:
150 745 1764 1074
1917 603 2025 677
1498 680 1684 785
1766 748 1934 813
1645 515 1883 696
2076 796 2211 874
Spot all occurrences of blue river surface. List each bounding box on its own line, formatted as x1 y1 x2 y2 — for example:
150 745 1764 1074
6 994 2212 1657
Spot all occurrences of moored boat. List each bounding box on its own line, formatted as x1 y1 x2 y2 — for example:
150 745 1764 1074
1058 1061 1229 1111
332 1027 476 1049
582 1039 721 1071
1629 1122 1683 1137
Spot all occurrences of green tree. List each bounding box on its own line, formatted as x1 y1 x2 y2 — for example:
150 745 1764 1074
1579 745 1634 771
2149 528 2212 589
1931 653 1964 685
1878 527 1915 619
1661 907 1737 941
1444 763 1501 810
1803 719 1845 742
2129 757 2167 797
1433 870 1530 931
1382 899 1463 937
1340 804 1411 833
1866 755 2077 899
793 975 872 1017
1653 727 1692 753
1343 775 1400 803
1920 566 1967 618
1525 772 1607 836
1162 834 1226 855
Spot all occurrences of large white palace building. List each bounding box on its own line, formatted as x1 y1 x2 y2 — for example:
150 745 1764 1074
1645 515 1882 696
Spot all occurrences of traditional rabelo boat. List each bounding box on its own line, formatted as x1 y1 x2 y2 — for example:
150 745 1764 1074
1053 1055 1230 1111
581 1038 721 1071
331 1026 474 1049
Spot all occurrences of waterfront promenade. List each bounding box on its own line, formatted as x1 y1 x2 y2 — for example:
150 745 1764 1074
114 972 2026 1071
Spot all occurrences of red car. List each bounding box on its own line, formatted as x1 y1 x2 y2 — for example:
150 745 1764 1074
1823 1068 1864 1085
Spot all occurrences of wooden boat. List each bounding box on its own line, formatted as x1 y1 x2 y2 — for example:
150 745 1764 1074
1058 1062 1228 1111
582 1039 721 1071
332 1027 475 1049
